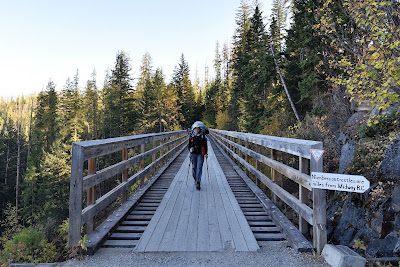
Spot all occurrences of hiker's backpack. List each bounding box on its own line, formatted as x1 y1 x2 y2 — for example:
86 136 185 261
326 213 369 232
189 132 207 155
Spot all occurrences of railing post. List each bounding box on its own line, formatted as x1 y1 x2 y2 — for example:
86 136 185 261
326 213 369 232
86 158 96 235
311 144 326 254
245 140 249 176
68 144 84 247
140 144 145 186
255 144 260 186
299 156 310 236
271 149 282 207
122 148 128 203
152 140 156 175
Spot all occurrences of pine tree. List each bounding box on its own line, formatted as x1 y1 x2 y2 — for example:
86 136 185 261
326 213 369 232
230 0 252 130
241 4 274 133
103 51 138 137
29 81 59 168
170 54 196 128
84 70 100 140
59 71 86 149
284 0 326 116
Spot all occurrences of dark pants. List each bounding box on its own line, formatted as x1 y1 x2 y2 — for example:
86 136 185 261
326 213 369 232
190 153 204 183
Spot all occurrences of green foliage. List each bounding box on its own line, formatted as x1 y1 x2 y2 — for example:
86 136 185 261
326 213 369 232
284 0 326 116
2 227 57 264
170 54 197 128
0 203 22 248
216 110 231 130
352 239 366 257
315 0 400 119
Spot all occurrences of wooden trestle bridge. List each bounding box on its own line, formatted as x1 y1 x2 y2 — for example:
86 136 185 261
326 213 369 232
68 129 327 255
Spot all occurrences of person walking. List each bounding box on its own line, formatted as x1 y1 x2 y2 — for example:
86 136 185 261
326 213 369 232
188 121 208 190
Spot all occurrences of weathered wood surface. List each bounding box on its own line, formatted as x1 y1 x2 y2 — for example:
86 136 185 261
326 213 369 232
68 144 85 247
212 136 313 252
210 129 321 159
81 139 186 225
85 144 187 255
79 131 186 160
213 133 312 190
211 134 313 225
310 142 327 254
82 135 186 190
135 142 259 252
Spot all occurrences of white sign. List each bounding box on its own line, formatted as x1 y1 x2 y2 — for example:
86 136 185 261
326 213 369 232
311 149 324 162
311 172 370 193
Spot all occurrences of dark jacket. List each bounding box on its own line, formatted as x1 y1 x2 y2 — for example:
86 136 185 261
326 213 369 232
188 133 208 155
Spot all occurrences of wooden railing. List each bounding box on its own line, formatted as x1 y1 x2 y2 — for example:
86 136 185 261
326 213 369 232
68 130 187 247
210 129 327 254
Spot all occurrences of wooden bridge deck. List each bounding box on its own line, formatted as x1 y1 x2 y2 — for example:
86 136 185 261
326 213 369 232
135 142 260 252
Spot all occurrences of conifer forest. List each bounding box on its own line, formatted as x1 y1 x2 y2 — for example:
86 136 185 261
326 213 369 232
1 0 399 264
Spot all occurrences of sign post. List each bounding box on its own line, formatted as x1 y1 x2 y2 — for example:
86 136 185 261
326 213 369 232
311 172 370 193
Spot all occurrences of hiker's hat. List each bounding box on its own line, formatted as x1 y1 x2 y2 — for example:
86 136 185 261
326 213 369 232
191 121 206 133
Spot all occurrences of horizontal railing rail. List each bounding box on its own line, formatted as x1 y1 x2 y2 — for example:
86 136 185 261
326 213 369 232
209 129 326 254
68 130 187 247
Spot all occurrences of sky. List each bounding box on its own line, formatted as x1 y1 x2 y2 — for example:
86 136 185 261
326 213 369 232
0 0 273 97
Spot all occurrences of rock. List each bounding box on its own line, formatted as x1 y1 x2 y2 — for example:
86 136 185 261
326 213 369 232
322 244 366 267
339 142 355 174
377 232 398 257
333 197 366 245
380 133 400 182
343 112 367 137
394 237 400 255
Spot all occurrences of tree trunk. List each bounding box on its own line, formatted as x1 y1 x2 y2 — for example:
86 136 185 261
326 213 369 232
5 143 9 184
27 96 34 165
16 101 21 216
270 45 302 125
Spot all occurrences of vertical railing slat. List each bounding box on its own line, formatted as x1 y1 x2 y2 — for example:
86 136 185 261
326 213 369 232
299 156 309 235
68 143 85 246
86 158 96 235
122 148 128 203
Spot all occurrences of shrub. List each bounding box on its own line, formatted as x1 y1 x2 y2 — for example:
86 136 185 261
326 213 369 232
2 227 57 264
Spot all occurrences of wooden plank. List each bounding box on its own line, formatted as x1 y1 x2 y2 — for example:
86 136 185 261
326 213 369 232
122 149 128 203
299 156 310 235
81 140 186 225
81 131 185 160
210 129 321 159
134 155 189 252
207 161 222 251
115 226 147 232
83 136 185 190
212 136 313 225
172 171 195 251
84 144 187 254
212 137 313 252
184 172 200 251
211 151 258 251
197 163 210 251
311 143 327 254
254 233 285 241
213 133 312 190
110 232 142 240
158 170 187 251
68 144 85 247
86 158 96 235
102 240 138 248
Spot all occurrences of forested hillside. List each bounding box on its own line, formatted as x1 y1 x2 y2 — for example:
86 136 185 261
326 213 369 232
1 0 399 263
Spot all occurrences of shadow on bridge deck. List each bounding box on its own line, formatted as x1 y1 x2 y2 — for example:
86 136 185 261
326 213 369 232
134 141 259 252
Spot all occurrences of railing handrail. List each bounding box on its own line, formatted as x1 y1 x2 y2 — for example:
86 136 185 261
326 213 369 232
68 130 187 247
210 129 321 159
209 128 326 254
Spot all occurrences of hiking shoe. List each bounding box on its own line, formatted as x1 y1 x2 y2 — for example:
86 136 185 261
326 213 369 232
196 181 201 190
